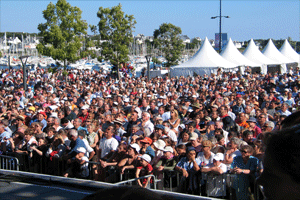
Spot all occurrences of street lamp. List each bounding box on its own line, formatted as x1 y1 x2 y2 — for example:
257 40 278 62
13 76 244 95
211 0 230 53
145 54 151 81
19 55 29 91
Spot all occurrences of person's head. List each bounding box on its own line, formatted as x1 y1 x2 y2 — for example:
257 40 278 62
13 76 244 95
142 112 150 122
240 145 253 160
139 154 151 167
257 125 300 200
38 137 47 146
129 143 140 156
213 153 224 166
104 125 114 139
176 144 186 155
69 129 78 141
258 113 267 125
189 132 200 147
140 137 152 148
262 121 275 133
186 146 196 160
73 118 82 128
215 134 225 146
202 140 213 153
170 109 178 119
229 137 239 150
37 111 46 121
46 127 55 138
163 146 174 158
243 130 254 143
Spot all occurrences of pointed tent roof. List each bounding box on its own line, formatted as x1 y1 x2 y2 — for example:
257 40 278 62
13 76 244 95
279 39 300 63
242 39 277 65
220 38 260 67
262 39 293 64
172 37 237 69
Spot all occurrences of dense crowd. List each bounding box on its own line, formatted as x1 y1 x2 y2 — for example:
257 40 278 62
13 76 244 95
0 66 300 199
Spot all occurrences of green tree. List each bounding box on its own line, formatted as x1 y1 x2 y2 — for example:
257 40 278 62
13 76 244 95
97 3 136 79
153 23 185 68
36 0 88 67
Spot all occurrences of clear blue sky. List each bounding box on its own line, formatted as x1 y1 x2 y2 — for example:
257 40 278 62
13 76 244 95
0 0 299 42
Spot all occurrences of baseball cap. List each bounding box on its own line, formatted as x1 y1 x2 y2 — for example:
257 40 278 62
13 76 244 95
139 154 151 163
213 153 224 161
140 137 152 145
76 147 86 154
129 143 140 153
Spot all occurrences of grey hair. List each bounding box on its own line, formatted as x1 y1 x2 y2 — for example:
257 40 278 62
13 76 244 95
69 129 78 137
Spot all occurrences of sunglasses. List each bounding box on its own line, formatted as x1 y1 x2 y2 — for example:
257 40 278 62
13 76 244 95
241 150 248 154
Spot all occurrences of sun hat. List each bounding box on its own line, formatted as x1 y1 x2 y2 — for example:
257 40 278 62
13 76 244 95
153 139 166 151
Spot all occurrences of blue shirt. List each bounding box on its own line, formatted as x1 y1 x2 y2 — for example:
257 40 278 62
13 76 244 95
68 137 86 155
231 155 259 171
176 157 201 172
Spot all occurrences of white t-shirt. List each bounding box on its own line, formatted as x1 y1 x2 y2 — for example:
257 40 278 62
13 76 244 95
79 156 89 178
82 138 94 158
99 137 119 158
197 152 215 167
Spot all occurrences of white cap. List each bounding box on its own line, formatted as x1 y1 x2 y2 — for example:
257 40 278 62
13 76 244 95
129 143 140 153
213 153 224 161
139 154 151 163
81 105 89 110
189 132 198 141
163 146 174 153
76 147 86 154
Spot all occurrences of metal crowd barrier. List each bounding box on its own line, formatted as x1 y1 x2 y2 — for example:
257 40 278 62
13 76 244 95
0 154 20 170
3 153 262 199
115 174 159 189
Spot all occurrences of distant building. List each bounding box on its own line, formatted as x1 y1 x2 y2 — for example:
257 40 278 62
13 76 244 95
180 35 190 44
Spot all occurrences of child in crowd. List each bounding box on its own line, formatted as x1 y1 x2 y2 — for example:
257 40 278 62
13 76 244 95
64 147 89 178
136 154 153 188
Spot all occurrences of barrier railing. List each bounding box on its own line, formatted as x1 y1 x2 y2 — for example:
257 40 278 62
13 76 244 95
0 155 20 171
3 152 262 199
115 174 159 189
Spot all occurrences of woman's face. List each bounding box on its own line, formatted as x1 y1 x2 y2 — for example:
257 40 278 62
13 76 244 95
219 138 225 146
182 132 189 141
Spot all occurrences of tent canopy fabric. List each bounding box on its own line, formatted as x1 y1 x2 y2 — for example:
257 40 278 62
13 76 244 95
242 39 277 66
279 39 300 64
220 38 260 67
171 37 237 77
262 39 293 64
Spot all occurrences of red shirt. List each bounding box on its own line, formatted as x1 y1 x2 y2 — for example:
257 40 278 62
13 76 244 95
137 163 153 184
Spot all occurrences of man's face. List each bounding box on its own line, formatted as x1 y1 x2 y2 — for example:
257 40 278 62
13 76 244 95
37 113 44 121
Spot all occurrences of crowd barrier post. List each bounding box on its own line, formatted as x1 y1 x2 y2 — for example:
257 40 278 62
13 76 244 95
0 155 20 171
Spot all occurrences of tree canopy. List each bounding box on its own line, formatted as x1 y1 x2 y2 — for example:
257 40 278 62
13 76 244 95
36 0 88 66
153 23 185 68
97 3 136 78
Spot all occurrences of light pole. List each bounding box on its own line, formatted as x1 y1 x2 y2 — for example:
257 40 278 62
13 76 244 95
20 55 29 91
211 0 229 53
145 54 151 81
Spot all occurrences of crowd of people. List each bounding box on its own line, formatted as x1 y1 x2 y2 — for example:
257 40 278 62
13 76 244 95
0 66 300 199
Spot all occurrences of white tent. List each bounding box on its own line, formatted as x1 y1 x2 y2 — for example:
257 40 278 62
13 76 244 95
242 39 277 74
170 37 237 77
220 38 260 74
262 39 293 74
279 39 300 66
